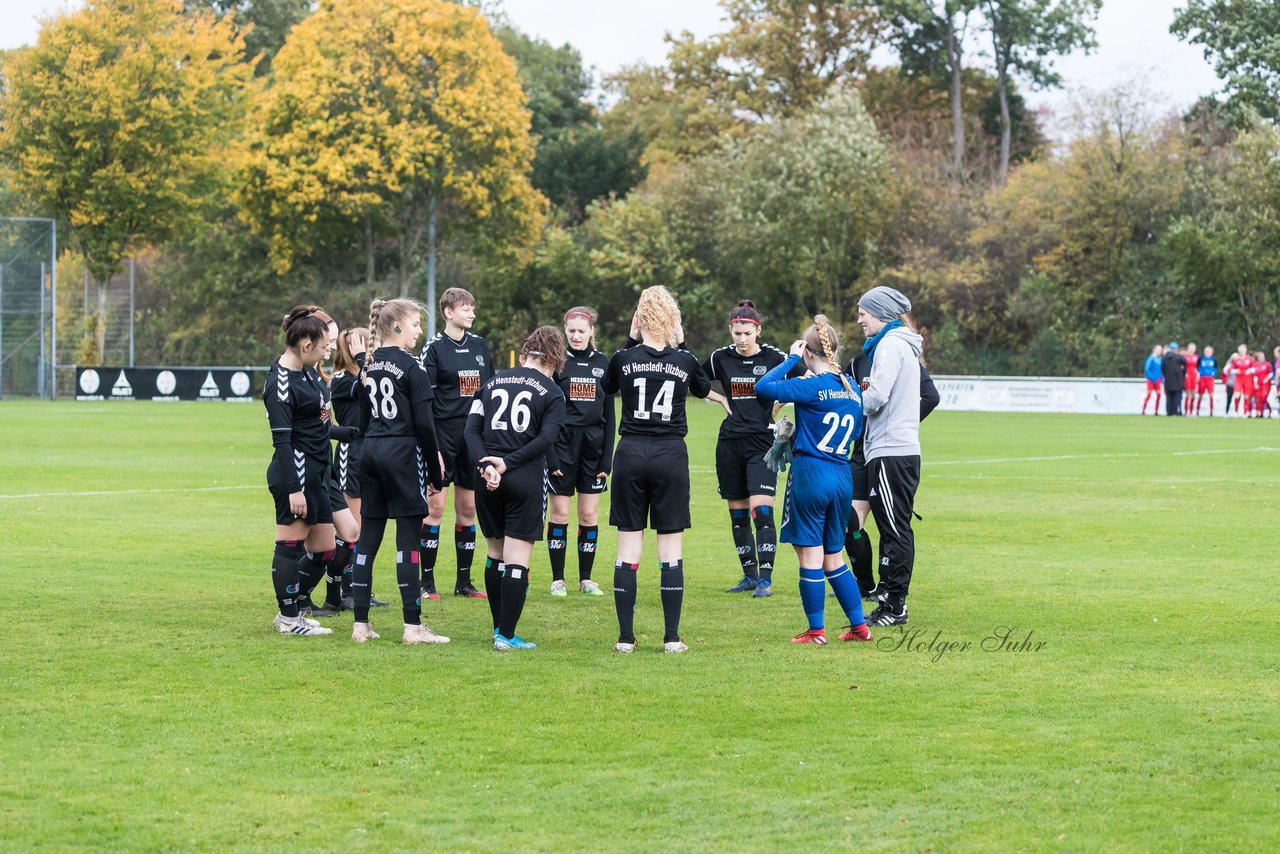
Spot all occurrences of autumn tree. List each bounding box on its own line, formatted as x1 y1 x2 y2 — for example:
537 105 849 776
185 0 311 76
238 0 544 314
0 0 251 363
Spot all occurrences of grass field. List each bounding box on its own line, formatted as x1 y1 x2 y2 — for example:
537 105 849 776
1 400 1277 851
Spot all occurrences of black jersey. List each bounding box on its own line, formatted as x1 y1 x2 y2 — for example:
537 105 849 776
702 343 791 439
604 342 712 438
328 353 366 434
464 367 567 472
555 344 616 467
420 330 494 422
361 346 445 487
263 361 332 492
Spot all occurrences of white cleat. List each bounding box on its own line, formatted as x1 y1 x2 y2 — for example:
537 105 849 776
273 613 333 636
403 623 451 645
614 641 636 654
579 579 604 596
351 622 380 643
550 579 569 597
663 639 689 654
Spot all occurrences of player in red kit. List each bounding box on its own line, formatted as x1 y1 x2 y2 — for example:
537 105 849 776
1182 343 1199 415
1250 352 1273 418
1228 346 1252 416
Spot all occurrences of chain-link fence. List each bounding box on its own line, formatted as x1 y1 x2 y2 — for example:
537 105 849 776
0 218 57 399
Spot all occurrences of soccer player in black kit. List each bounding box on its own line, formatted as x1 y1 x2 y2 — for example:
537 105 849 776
702 300 792 598
546 306 614 598
263 306 356 637
350 298 450 645
419 287 494 600
605 286 712 654
465 326 568 650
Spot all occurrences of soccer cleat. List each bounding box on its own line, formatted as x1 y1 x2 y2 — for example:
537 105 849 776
663 639 689 654
351 622 380 643
865 604 908 627
272 613 333 637
339 595 355 612
493 634 537 651
579 579 604 596
301 599 341 618
726 576 759 593
550 579 569 597
838 624 873 642
791 628 827 645
403 623 451 644
421 585 442 601
751 579 773 598
454 583 488 599
863 583 888 604
614 640 636 653
296 614 322 628
369 594 390 608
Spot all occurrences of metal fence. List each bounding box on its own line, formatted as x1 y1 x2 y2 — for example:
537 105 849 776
0 217 57 399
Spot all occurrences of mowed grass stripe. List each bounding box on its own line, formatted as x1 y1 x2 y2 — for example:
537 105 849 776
1 402 1276 851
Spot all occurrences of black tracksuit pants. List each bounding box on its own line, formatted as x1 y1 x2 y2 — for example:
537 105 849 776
867 454 920 601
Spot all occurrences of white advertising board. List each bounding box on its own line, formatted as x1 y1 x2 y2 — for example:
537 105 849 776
932 376 1228 415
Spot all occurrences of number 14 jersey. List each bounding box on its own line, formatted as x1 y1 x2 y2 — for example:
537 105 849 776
604 342 712 439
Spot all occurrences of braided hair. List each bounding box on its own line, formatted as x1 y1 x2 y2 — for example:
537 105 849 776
368 298 426 351
520 326 567 375
803 314 853 394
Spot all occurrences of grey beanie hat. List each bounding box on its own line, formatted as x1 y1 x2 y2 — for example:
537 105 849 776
857 285 912 322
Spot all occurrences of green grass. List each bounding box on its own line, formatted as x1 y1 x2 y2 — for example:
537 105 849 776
1 401 1276 851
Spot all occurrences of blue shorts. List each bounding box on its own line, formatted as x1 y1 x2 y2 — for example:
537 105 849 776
779 456 853 552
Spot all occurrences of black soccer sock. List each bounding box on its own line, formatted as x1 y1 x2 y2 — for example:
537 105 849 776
547 523 568 582
729 508 758 578
342 544 356 598
353 516 388 624
419 523 440 590
660 561 685 643
613 561 639 643
752 506 776 581
455 524 477 589
498 564 530 638
271 539 306 618
324 539 352 605
846 526 875 594
297 549 333 599
577 525 599 581
396 521 422 625
484 556 504 629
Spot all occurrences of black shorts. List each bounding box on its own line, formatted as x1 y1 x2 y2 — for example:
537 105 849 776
549 424 608 496
476 464 547 542
850 446 869 502
267 456 333 526
333 440 362 497
360 435 427 520
715 433 776 501
436 417 480 491
328 468 349 514
609 437 690 533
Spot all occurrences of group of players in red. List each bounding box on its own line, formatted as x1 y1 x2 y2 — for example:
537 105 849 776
1142 342 1278 417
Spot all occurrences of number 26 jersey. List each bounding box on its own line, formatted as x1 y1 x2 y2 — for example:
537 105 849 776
604 342 712 439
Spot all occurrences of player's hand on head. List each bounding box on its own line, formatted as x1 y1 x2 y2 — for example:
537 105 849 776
629 311 641 340
350 330 367 355
789 340 807 358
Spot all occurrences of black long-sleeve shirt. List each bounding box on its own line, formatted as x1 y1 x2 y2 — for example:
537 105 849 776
554 345 616 473
604 341 712 439
263 361 332 493
464 367 567 474
361 346 444 489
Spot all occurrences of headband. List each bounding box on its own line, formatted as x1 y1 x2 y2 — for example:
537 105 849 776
729 317 761 327
564 311 594 323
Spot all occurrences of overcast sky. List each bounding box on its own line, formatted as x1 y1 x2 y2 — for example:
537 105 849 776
2 0 1224 124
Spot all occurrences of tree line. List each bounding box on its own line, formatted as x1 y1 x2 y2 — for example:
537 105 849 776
1 0 1278 376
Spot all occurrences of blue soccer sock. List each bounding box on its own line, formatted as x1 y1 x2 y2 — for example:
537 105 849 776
799 567 826 630
825 563 866 627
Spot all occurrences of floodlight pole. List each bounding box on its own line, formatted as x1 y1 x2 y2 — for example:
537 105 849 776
0 262 5 400
39 262 46 399
50 220 57 400
129 258 136 368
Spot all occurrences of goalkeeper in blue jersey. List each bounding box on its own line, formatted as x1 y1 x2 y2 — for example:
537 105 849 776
755 315 872 645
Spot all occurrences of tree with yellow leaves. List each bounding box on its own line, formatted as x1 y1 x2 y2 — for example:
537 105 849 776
0 0 251 363
238 0 544 311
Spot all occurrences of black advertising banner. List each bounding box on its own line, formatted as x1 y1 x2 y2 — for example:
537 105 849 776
75 367 267 402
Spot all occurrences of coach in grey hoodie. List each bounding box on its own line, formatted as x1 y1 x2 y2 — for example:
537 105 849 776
856 286 925 626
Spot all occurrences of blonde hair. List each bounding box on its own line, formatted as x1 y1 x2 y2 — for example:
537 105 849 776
636 286 681 348
521 326 567 375
368 298 426 351
803 314 853 394
563 305 598 349
334 326 368 375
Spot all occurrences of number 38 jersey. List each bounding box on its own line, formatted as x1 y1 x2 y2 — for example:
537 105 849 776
756 354 864 465
604 342 712 439
463 367 567 472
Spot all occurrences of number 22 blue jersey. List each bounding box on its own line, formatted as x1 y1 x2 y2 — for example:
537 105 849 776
756 354 864 465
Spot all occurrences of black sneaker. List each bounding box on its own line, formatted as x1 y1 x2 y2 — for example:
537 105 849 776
339 595 355 612
455 583 488 599
301 598 340 617
866 603 907 626
725 576 759 593
863 583 889 604
369 594 390 608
